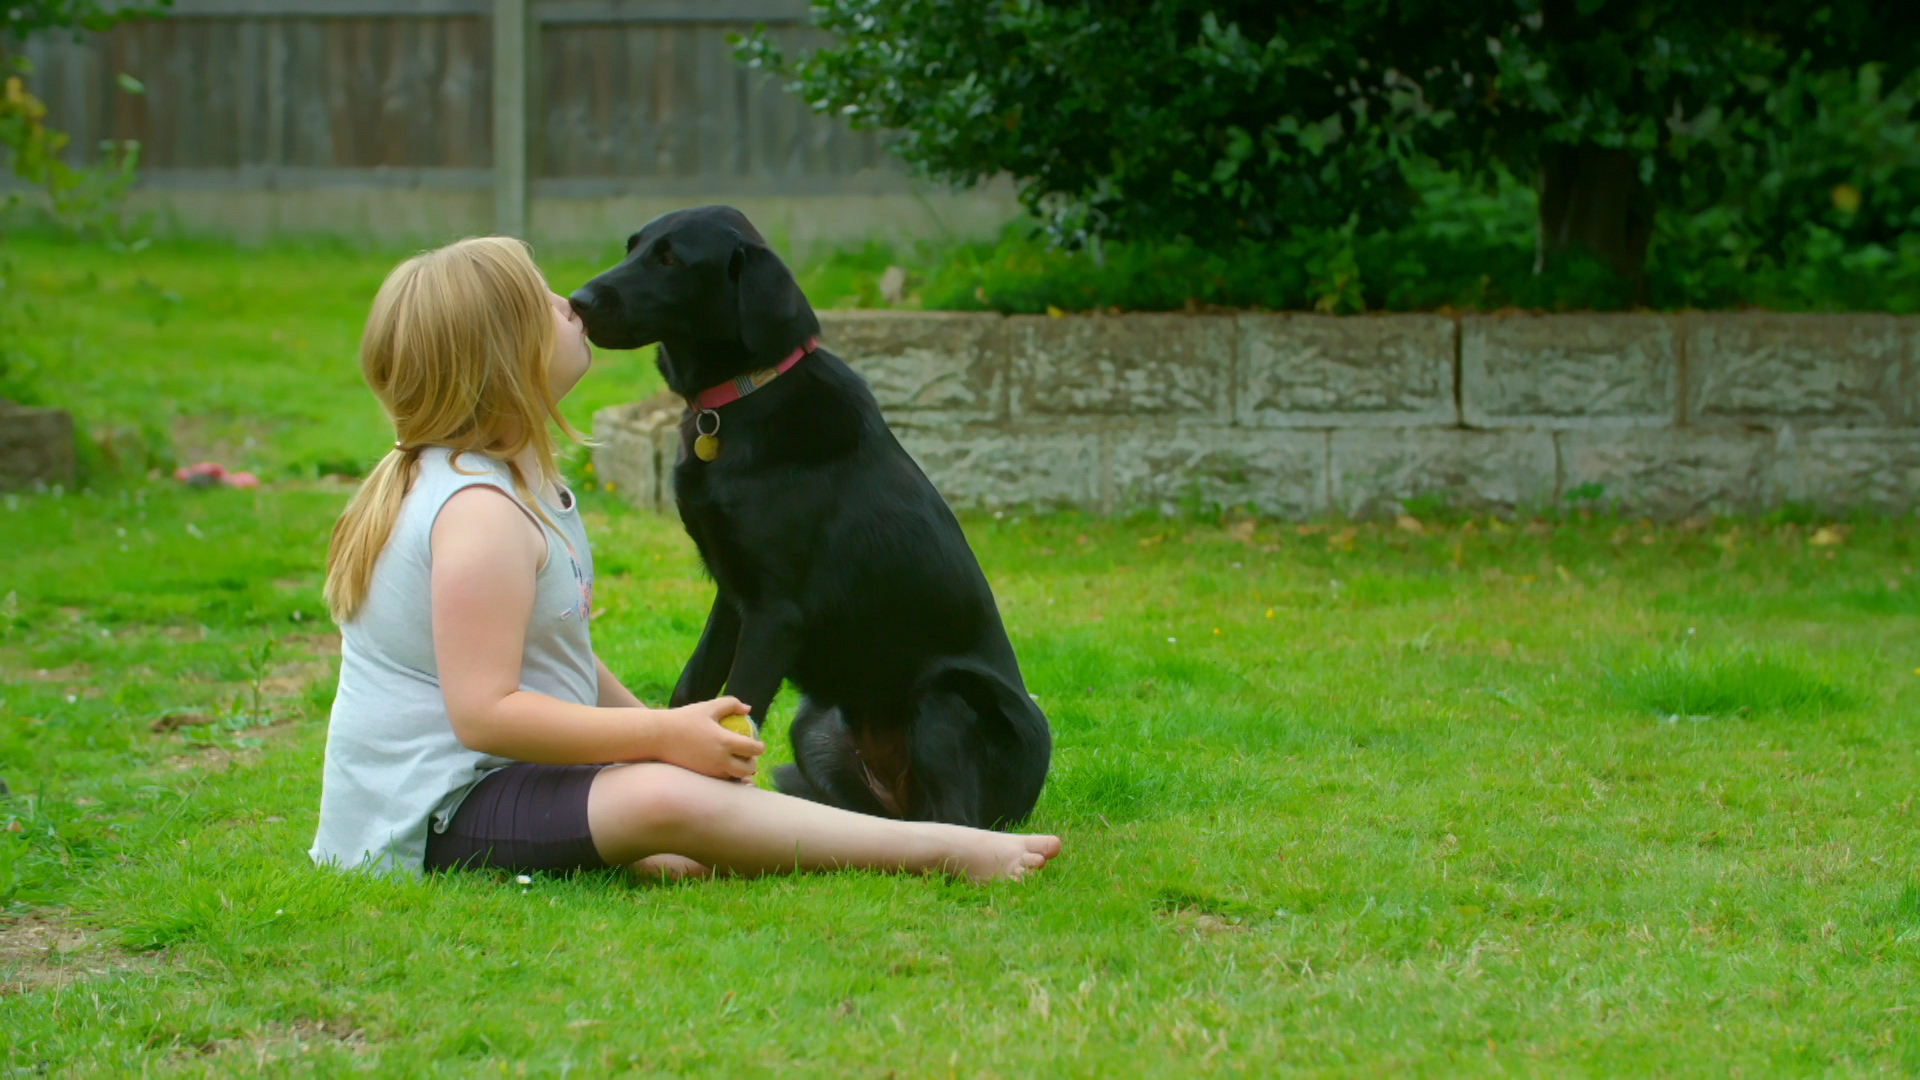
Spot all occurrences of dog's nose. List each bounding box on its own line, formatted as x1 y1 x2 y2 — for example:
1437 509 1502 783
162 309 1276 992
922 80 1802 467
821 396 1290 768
569 286 606 321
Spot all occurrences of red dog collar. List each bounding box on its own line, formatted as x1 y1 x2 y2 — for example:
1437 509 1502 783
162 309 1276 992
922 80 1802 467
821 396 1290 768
689 338 819 412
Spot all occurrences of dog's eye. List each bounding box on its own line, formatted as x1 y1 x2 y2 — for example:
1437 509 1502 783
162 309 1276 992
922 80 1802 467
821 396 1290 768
659 249 679 267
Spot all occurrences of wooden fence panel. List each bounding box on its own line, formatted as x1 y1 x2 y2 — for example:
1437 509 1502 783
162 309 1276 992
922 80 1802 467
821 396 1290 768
11 1 902 194
20 16 495 170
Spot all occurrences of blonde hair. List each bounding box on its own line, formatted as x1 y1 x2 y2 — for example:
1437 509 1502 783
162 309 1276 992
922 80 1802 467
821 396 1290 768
324 236 580 623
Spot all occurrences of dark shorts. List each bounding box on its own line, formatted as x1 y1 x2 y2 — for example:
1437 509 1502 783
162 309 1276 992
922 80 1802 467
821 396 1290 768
424 763 610 875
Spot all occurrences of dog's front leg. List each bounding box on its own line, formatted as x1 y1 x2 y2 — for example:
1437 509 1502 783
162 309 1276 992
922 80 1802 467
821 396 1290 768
723 601 804 730
669 594 742 707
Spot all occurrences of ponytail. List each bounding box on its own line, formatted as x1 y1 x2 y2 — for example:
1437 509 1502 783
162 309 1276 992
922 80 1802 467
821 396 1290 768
323 446 420 623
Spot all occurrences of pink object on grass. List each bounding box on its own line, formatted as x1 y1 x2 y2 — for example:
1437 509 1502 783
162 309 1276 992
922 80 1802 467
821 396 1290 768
173 461 259 489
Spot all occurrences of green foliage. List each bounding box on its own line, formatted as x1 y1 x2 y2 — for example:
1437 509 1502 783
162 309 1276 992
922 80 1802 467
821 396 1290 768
2 0 162 242
1401 1 1917 214
2 59 147 242
902 162 1920 313
3 0 170 40
1664 59 1920 284
738 1 1428 248
745 2 1919 278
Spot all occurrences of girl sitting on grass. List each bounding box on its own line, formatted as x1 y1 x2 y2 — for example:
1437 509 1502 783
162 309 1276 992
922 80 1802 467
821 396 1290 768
308 236 1060 883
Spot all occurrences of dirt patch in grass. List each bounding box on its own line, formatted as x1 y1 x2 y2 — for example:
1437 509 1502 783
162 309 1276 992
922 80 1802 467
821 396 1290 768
259 634 341 703
146 636 338 740
190 1018 371 1061
282 632 341 657
260 658 335 702
141 635 334 773
0 913 166 996
1157 906 1251 938
161 720 301 773
150 710 217 733
10 662 91 683
0 656 109 701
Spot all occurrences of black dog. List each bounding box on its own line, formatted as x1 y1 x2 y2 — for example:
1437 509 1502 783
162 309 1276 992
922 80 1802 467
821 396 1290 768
571 206 1051 828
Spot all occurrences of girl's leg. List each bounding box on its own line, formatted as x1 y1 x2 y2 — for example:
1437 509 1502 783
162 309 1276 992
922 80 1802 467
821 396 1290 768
586 763 1060 882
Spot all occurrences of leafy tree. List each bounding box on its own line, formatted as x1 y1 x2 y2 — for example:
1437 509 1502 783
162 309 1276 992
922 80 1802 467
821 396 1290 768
743 4 1415 249
740 1 1919 289
1395 1 1917 283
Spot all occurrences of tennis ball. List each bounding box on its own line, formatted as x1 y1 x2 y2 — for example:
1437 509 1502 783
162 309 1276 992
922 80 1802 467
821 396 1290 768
719 713 755 738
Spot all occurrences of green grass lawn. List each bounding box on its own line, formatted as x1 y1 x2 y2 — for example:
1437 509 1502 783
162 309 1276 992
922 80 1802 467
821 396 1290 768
3 236 1920 1075
0 231 676 481
0 230 905 482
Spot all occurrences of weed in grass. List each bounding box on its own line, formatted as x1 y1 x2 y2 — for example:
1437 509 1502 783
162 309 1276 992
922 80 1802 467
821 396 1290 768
1891 882 1920 943
1604 639 1856 720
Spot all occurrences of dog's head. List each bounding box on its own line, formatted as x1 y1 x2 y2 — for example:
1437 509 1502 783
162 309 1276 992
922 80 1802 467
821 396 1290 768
569 205 820 397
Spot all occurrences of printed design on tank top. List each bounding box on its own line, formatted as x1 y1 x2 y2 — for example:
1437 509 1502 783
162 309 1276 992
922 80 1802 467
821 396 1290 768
557 530 594 621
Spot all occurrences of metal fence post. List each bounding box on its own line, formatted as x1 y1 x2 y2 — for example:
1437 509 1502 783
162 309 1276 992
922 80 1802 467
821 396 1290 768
492 0 529 237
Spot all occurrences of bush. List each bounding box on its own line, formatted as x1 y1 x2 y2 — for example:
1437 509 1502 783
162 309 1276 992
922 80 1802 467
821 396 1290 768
2 61 147 242
895 163 1920 315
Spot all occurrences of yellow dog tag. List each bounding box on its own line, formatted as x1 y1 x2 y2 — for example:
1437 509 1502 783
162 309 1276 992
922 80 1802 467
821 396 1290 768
693 409 722 462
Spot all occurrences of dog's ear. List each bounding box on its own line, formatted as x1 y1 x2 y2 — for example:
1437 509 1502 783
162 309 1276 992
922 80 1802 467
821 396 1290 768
731 240 820 361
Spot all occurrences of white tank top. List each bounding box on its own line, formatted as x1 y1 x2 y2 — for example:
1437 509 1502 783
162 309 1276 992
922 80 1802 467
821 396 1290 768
309 447 598 875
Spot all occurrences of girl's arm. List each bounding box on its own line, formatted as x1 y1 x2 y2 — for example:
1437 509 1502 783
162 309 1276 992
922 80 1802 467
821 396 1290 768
430 486 764 776
595 656 646 709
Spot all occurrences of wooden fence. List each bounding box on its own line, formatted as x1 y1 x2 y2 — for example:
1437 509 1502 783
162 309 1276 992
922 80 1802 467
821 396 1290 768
12 0 918 237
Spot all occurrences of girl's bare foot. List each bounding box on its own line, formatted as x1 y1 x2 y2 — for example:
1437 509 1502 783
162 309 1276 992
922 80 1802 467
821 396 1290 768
950 830 1061 882
631 853 710 881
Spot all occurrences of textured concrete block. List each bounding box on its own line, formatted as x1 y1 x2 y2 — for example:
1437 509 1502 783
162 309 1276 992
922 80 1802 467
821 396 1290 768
1777 429 1920 515
1463 314 1678 428
1908 314 1920 422
818 310 1006 421
1010 314 1230 419
0 403 76 491
590 394 680 511
593 310 1917 521
1110 427 1329 517
1236 314 1455 427
894 424 1104 510
1557 430 1774 519
1688 313 1909 429
1331 429 1556 517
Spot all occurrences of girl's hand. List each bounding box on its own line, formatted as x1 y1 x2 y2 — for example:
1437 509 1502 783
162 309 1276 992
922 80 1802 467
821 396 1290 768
655 697 764 780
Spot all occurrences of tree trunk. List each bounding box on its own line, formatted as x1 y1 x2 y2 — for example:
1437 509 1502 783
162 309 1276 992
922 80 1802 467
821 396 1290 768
1535 144 1655 298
